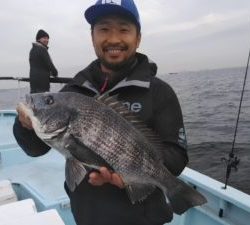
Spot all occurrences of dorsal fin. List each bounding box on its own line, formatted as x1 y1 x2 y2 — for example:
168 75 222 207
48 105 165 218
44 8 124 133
96 93 131 116
96 94 166 151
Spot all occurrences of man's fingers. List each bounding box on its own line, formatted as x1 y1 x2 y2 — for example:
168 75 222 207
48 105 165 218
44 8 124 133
99 167 112 181
88 172 105 186
111 173 125 189
19 116 33 129
88 167 124 188
16 104 33 130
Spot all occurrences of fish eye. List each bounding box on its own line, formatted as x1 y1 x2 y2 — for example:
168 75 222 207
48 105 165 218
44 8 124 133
44 95 54 105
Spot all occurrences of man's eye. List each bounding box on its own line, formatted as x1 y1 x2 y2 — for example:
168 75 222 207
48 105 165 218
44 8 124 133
45 95 54 105
121 28 129 32
100 28 109 32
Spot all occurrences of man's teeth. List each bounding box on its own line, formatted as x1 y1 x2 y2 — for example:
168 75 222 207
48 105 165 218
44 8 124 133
107 49 122 53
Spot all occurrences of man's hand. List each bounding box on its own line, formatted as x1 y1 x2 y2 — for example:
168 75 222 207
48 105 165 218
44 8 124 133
88 167 125 189
16 103 33 130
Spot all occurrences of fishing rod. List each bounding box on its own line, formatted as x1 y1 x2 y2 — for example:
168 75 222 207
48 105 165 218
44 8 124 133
0 76 73 83
221 45 250 189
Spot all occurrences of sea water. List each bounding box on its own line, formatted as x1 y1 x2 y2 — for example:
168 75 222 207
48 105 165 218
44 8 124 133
0 67 249 194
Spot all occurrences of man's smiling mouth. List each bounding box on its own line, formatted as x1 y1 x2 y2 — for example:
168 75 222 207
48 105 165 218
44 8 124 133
104 46 127 53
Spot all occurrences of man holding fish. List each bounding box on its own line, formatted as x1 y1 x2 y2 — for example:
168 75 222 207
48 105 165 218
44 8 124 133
13 1 206 225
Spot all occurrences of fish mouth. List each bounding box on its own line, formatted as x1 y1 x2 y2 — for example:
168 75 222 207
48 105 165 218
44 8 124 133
25 94 35 109
17 102 34 118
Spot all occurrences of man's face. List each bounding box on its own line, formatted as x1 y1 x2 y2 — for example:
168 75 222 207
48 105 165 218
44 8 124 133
39 37 49 46
92 15 141 72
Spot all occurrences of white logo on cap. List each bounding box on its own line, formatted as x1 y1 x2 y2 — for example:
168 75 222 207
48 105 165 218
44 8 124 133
102 0 122 5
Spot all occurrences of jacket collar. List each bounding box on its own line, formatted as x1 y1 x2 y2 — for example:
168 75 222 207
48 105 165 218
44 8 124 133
80 78 151 95
32 42 48 49
74 53 157 94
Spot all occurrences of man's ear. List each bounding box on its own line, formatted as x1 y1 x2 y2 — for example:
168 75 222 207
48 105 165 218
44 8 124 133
91 30 95 48
136 33 141 48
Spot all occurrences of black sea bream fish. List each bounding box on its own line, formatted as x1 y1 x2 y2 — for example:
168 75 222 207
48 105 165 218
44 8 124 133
18 92 206 215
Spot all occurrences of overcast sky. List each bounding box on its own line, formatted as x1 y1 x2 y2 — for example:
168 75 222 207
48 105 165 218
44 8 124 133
1 0 250 78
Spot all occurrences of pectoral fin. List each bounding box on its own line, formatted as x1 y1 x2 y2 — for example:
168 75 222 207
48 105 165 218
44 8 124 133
65 135 112 170
65 157 87 192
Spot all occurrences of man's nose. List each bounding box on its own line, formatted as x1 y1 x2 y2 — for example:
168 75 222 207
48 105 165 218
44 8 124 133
107 30 122 43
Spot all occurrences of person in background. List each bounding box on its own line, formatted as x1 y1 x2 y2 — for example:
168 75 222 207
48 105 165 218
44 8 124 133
29 29 58 93
13 0 188 225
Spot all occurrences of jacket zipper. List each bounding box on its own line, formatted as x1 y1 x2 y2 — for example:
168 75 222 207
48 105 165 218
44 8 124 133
100 76 109 94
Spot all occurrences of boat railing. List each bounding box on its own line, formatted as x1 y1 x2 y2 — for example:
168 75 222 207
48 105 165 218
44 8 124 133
173 167 250 225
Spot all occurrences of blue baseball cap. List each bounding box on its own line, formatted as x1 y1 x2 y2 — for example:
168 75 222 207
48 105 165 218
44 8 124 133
84 0 141 30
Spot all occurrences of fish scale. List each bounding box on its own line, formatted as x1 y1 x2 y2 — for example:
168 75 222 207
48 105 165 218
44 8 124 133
73 103 180 189
81 108 169 185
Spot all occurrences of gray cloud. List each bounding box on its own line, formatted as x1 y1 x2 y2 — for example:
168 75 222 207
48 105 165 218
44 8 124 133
0 0 250 78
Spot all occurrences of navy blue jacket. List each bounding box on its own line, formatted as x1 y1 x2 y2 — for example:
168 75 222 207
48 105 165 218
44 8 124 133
13 53 188 225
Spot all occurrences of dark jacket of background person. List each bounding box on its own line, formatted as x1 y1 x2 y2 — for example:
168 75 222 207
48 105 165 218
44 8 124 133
13 52 188 225
29 42 58 93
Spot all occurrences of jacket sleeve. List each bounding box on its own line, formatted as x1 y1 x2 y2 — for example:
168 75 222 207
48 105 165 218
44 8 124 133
13 117 51 157
151 78 188 176
40 48 58 77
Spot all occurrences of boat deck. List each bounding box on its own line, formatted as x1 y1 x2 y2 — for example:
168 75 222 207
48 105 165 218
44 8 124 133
0 111 66 201
0 148 66 202
0 110 17 148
